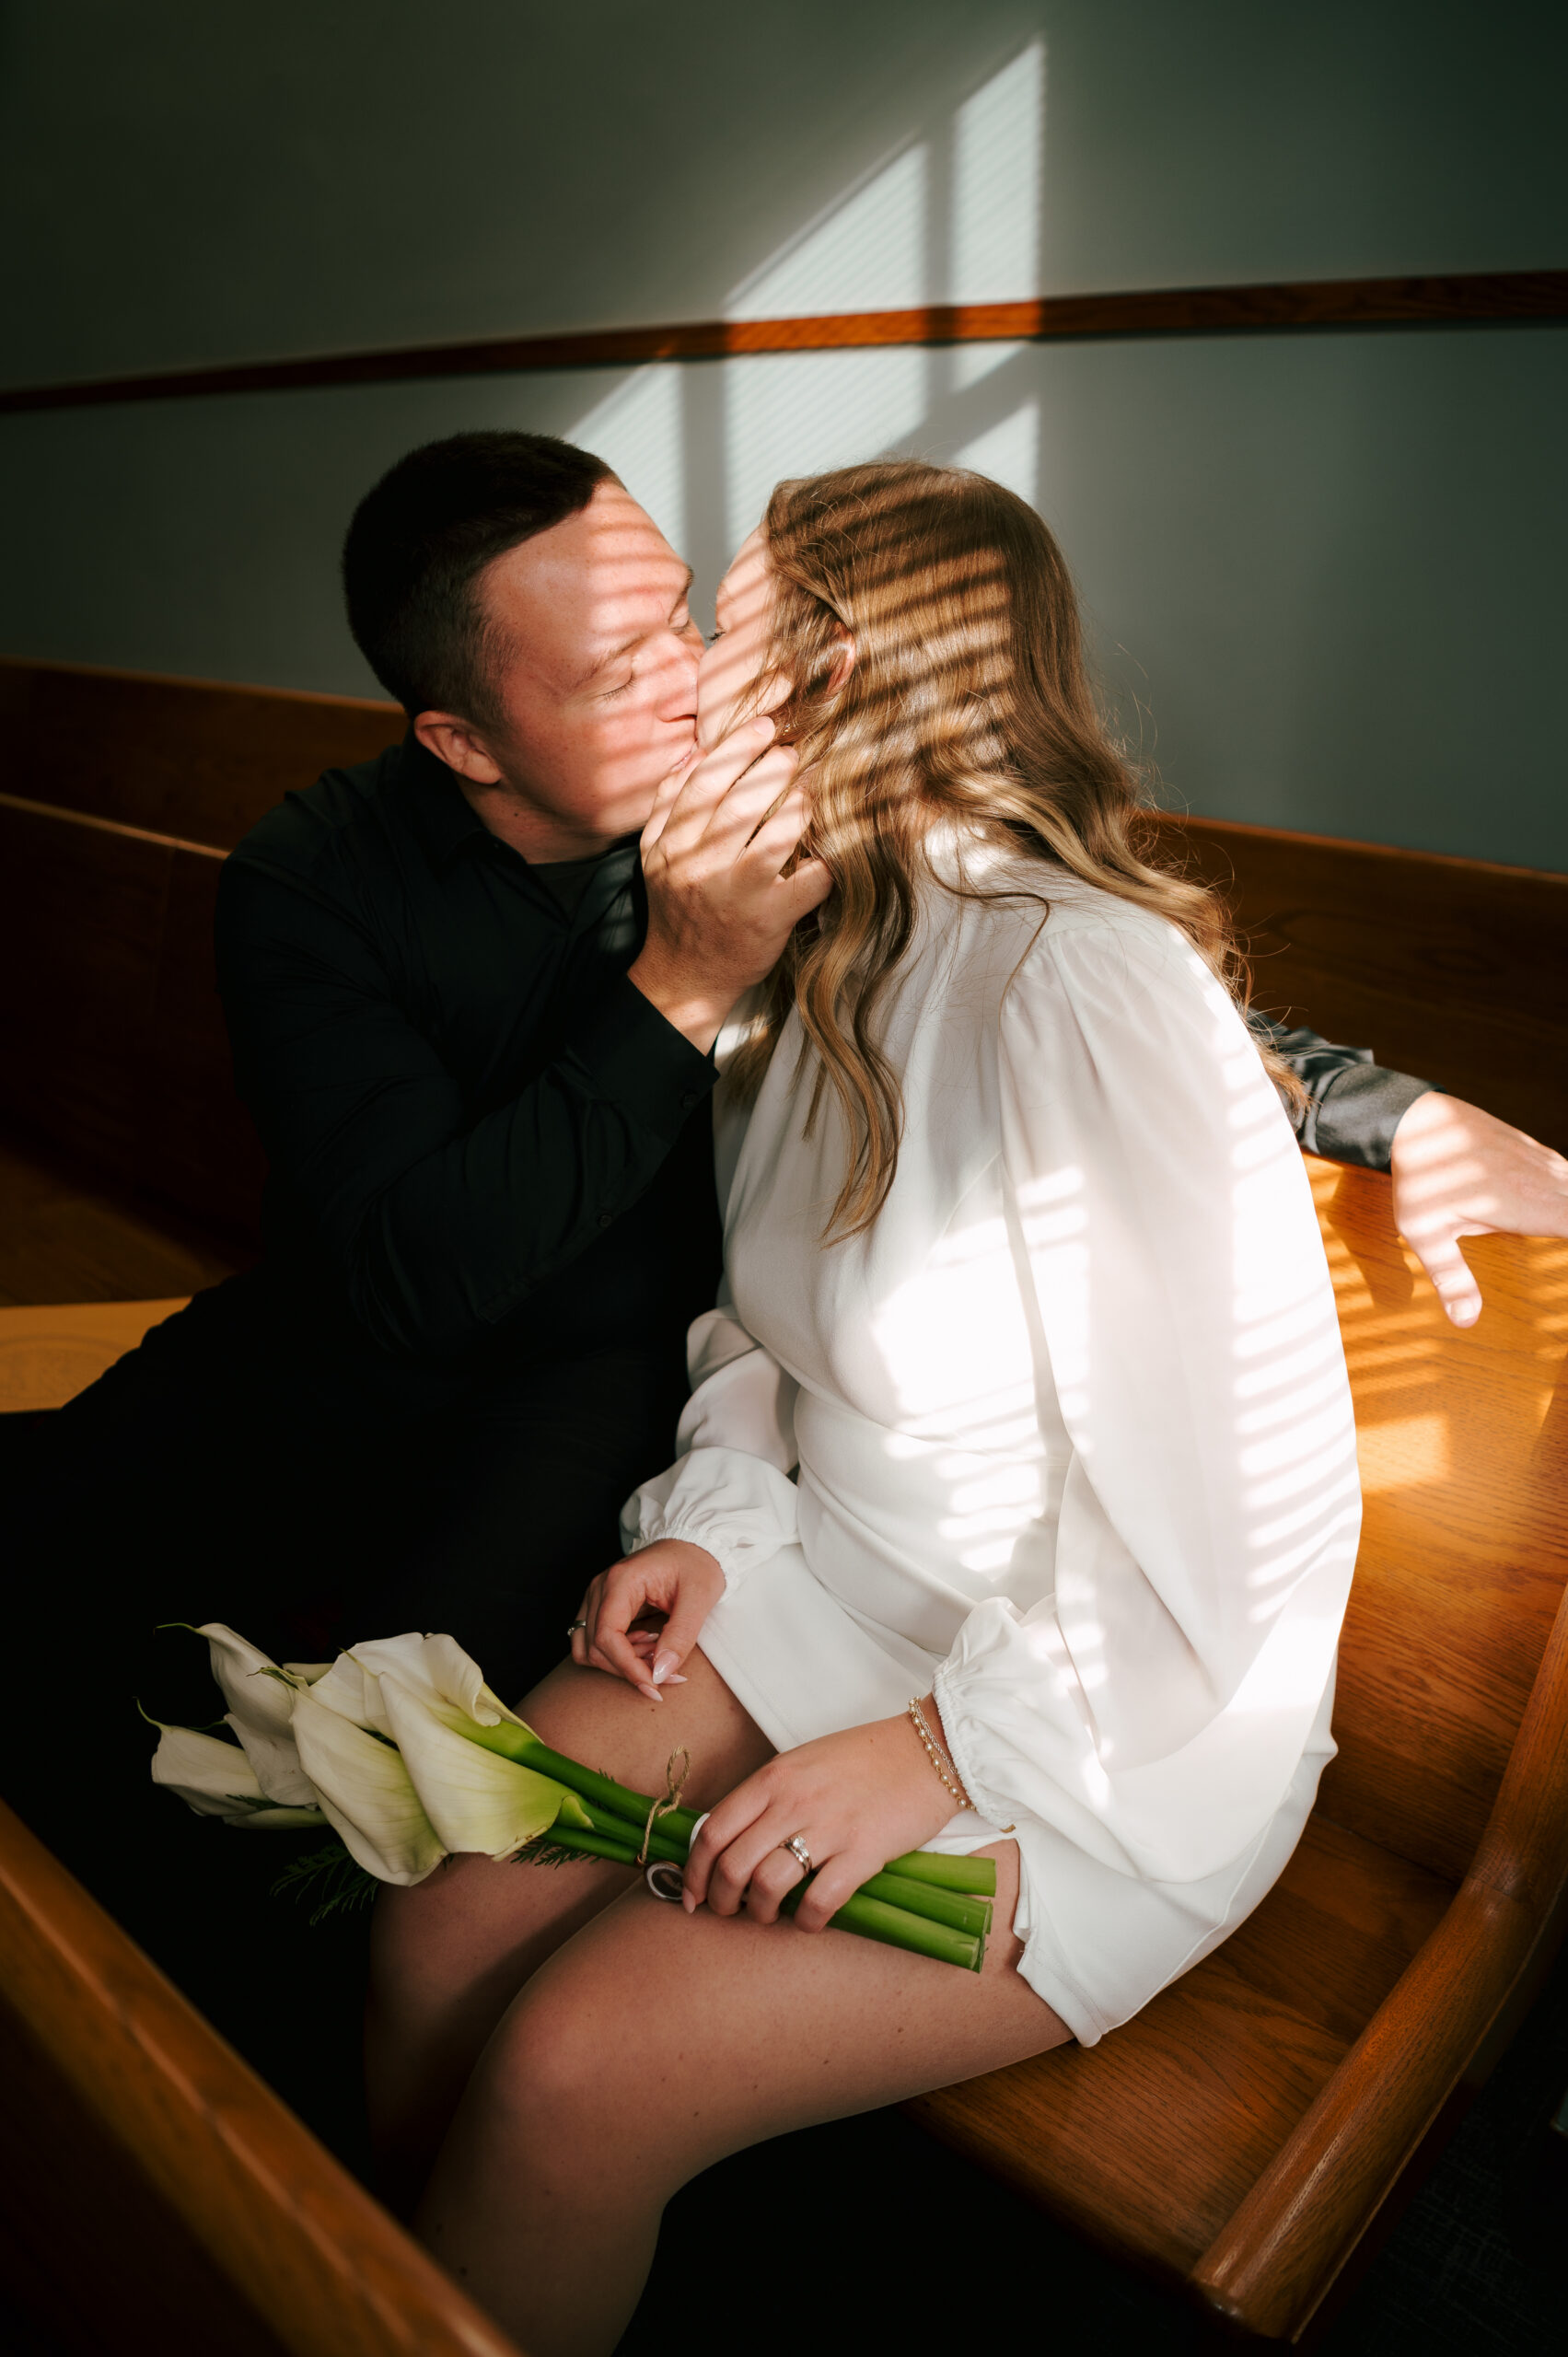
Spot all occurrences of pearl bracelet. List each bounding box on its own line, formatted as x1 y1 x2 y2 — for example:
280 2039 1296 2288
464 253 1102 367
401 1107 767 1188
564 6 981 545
908 1696 970 1810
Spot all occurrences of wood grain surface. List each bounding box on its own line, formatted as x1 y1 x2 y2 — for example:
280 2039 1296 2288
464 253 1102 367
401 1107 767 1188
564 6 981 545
0 657 401 848
1160 815 1568 1156
0 1798 523 2357
0 1128 242 1308
0 1296 189 1411
2 268 1562 412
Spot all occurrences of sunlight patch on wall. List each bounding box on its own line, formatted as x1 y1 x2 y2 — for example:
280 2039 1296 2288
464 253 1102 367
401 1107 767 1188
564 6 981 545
570 39 1051 576
724 345 928 544
949 41 1044 305
567 363 686 554
726 143 929 319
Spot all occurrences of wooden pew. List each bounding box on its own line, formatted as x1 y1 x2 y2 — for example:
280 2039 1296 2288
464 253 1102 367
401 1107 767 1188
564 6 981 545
909 1160 1568 2341
0 656 401 1248
1 656 1564 1278
2 653 1566 2342
0 1796 520 2357
1169 816 1568 1158
0 1162 1560 2349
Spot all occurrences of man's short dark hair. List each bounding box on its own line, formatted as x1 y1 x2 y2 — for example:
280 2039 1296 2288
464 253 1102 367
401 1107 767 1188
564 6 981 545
342 431 615 725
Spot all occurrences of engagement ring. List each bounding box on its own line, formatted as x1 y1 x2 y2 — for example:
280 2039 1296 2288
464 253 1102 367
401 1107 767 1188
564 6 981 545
780 1833 813 1876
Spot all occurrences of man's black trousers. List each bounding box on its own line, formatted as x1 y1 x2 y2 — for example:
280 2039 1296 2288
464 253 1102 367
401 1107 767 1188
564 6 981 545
2 1274 689 2156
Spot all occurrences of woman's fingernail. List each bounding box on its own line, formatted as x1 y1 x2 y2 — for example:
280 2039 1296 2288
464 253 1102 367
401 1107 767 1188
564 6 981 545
665 1672 688 1685
681 1890 696 1914
642 1684 663 1704
651 1650 679 1684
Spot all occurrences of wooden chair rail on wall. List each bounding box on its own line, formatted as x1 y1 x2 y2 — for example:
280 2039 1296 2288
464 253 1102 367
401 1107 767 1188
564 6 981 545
2 267 1564 412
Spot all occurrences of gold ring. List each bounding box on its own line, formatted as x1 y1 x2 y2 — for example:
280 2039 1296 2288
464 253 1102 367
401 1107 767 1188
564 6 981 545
779 1833 813 1877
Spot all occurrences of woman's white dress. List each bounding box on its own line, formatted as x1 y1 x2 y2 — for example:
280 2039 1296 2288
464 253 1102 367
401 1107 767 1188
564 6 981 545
623 844 1361 2044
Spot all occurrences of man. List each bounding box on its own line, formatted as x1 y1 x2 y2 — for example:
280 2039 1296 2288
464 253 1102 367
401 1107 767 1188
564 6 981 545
20 426 1568 1776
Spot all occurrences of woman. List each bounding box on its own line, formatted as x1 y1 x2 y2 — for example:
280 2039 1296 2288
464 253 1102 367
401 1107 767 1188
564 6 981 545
367 461 1360 2353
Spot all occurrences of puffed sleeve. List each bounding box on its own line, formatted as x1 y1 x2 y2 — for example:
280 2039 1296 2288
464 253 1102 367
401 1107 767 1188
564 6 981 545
934 916 1361 1886
619 1279 802 1586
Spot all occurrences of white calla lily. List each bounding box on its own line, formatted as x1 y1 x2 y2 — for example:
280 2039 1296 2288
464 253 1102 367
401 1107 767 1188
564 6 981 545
150 1723 326 1829
310 1631 521 1742
290 1690 446 1887
195 1622 319 1806
376 1672 572 1859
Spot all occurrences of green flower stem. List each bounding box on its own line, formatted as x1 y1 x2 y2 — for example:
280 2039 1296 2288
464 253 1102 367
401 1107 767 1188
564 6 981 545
577 1797 686 1863
782 1882 983 1973
482 1724 1004 1907
880 1850 997 1896
857 1870 993 1939
541 1832 981 1970
537 1826 642 1866
475 1723 702 1844
486 1717 999 1965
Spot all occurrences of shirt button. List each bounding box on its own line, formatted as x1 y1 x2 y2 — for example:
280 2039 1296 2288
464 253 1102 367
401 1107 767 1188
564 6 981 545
598 1213 613 1228
680 1090 699 1109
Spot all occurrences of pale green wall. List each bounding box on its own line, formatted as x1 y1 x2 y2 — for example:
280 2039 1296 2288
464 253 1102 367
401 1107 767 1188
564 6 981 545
2 1 1565 865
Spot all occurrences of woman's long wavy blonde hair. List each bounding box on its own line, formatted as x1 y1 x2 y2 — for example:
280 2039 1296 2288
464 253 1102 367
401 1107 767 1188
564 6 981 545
727 459 1285 1239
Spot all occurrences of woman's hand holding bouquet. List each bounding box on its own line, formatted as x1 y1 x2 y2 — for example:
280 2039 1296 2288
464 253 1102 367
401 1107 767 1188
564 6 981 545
685 1716 965 1930
569 1535 971 1934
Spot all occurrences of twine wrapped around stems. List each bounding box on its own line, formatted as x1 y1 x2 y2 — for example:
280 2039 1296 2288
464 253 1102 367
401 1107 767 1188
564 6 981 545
637 1747 691 1866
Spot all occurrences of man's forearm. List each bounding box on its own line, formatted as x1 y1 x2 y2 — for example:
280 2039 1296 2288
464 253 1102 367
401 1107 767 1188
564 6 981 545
1249 1013 1434 1174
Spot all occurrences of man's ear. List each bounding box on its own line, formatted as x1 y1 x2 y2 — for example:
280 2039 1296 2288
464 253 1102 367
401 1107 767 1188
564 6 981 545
412 710 505 786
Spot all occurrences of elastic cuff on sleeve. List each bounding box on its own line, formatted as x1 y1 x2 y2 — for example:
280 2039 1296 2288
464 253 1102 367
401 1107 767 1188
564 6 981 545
933 1664 1009 1838
563 971 716 1143
629 1517 742 1585
1312 1065 1434 1171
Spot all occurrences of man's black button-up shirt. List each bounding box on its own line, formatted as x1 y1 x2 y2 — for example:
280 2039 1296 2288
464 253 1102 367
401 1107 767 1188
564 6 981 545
215 736 722 1403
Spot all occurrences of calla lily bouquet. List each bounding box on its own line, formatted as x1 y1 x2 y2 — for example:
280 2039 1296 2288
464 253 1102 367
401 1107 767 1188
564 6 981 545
150 1625 994 1970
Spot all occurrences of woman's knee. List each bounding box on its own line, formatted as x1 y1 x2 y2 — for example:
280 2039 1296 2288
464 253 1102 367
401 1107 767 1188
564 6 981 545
471 1968 639 2185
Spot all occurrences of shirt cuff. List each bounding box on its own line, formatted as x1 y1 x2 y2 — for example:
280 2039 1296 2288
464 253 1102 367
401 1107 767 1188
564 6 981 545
561 970 716 1143
1307 1064 1434 1171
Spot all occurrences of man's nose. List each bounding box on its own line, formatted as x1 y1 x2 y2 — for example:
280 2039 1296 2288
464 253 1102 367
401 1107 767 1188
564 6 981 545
655 631 701 713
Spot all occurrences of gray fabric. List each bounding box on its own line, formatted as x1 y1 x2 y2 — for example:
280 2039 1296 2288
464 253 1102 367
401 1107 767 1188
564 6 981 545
1247 1014 1434 1171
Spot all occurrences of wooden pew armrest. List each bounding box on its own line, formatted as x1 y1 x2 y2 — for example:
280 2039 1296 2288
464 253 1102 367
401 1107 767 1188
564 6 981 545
0 1798 518 2357
1194 1571 1568 2342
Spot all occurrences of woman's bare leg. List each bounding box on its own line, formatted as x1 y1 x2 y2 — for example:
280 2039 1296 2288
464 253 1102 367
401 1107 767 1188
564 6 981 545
418 1832 1066 2355
365 1646 773 2206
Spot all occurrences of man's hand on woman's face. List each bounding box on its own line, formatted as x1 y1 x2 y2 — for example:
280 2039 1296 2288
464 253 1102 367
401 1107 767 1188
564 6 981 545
627 712 831 1054
1390 1092 1568 1327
